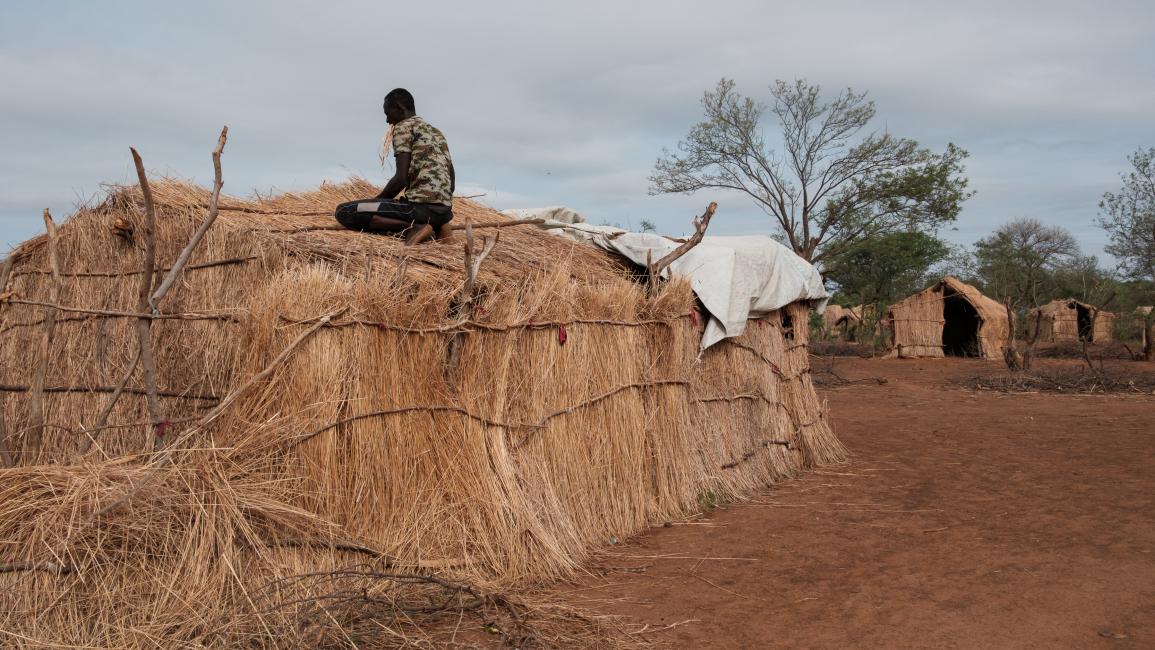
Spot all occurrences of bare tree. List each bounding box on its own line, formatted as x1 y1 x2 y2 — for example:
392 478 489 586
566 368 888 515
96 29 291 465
974 218 1080 309
650 78 972 264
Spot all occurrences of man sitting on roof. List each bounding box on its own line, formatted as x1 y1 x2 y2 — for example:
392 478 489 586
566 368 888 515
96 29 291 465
334 88 455 244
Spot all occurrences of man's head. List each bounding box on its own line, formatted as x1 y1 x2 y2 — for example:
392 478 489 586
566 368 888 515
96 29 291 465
383 88 416 125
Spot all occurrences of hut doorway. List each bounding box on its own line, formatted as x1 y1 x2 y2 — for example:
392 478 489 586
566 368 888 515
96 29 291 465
1075 302 1093 342
942 291 980 357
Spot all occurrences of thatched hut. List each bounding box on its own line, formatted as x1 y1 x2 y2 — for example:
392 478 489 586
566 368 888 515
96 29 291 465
1028 299 1115 343
0 179 844 586
820 304 874 341
883 276 1009 359
821 304 853 337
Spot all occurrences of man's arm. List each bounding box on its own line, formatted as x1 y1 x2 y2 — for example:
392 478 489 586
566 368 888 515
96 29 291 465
377 152 411 199
449 159 456 194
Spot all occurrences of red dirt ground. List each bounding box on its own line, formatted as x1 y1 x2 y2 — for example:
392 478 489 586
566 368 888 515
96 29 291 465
560 358 1155 649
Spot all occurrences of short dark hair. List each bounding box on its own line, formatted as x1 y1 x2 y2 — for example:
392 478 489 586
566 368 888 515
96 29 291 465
384 88 415 112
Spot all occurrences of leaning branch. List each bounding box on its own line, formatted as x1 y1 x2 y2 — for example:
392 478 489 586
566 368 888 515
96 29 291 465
148 126 229 312
98 312 337 516
78 349 141 457
647 202 717 292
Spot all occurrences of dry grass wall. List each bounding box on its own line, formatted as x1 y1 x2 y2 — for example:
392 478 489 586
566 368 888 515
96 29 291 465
1029 299 1115 343
0 180 844 645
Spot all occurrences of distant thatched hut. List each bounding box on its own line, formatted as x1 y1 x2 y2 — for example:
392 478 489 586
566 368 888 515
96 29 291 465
0 179 844 586
883 276 1009 359
1028 299 1115 343
821 304 854 337
820 304 874 341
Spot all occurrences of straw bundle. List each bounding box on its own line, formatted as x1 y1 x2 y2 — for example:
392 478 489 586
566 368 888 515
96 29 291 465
883 276 1009 359
1028 299 1115 343
0 178 844 644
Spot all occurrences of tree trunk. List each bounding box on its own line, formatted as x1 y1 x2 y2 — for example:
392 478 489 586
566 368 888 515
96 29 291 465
1144 316 1154 362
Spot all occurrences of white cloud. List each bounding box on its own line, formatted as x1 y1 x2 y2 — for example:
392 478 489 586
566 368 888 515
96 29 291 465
1 0 1153 262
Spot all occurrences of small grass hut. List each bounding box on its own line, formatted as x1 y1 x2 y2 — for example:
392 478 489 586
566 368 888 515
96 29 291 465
883 276 1009 359
1028 298 1115 343
0 175 844 644
821 304 873 341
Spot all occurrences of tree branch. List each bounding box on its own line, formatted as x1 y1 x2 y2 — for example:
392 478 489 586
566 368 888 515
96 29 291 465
647 202 717 292
148 126 228 313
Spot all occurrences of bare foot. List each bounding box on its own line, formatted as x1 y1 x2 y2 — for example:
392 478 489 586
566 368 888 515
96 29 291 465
404 224 434 246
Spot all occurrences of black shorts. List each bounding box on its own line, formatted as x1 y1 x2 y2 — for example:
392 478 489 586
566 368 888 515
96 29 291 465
334 199 453 230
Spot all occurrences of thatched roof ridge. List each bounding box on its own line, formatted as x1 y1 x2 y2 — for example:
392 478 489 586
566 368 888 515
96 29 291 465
76 179 625 283
937 276 1005 319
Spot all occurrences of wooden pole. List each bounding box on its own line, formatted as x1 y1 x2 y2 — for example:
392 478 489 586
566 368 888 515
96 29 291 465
0 409 10 468
446 222 498 373
128 148 165 450
0 254 15 308
448 217 544 231
26 209 61 462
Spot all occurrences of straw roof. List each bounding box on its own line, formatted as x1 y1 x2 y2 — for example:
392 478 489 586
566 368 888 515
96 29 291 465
884 276 1009 359
0 179 844 645
1028 298 1115 343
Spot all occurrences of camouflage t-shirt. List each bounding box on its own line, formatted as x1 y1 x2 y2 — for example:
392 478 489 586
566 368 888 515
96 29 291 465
392 116 453 206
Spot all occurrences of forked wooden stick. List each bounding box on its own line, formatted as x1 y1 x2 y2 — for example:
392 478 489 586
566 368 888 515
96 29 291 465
446 223 498 372
647 202 717 292
88 129 228 453
149 126 228 312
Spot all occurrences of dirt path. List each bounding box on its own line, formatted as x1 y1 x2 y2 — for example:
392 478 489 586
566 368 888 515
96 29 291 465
561 358 1155 649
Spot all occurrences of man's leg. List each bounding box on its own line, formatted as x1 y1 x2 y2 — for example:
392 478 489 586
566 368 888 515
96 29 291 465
404 204 456 245
335 199 422 233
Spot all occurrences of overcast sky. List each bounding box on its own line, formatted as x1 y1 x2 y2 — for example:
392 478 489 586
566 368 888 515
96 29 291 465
2 1 1153 265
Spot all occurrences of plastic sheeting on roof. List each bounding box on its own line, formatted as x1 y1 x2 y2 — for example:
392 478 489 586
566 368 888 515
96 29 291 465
536 219 829 349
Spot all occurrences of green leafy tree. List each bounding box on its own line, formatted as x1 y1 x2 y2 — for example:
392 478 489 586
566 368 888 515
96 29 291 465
974 218 1080 309
824 231 950 307
650 78 973 263
1098 147 1155 358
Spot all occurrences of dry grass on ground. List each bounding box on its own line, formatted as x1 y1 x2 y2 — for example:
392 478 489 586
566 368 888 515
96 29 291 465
961 363 1155 394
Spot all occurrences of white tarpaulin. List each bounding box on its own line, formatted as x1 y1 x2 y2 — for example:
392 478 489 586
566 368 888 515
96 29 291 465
535 220 829 349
